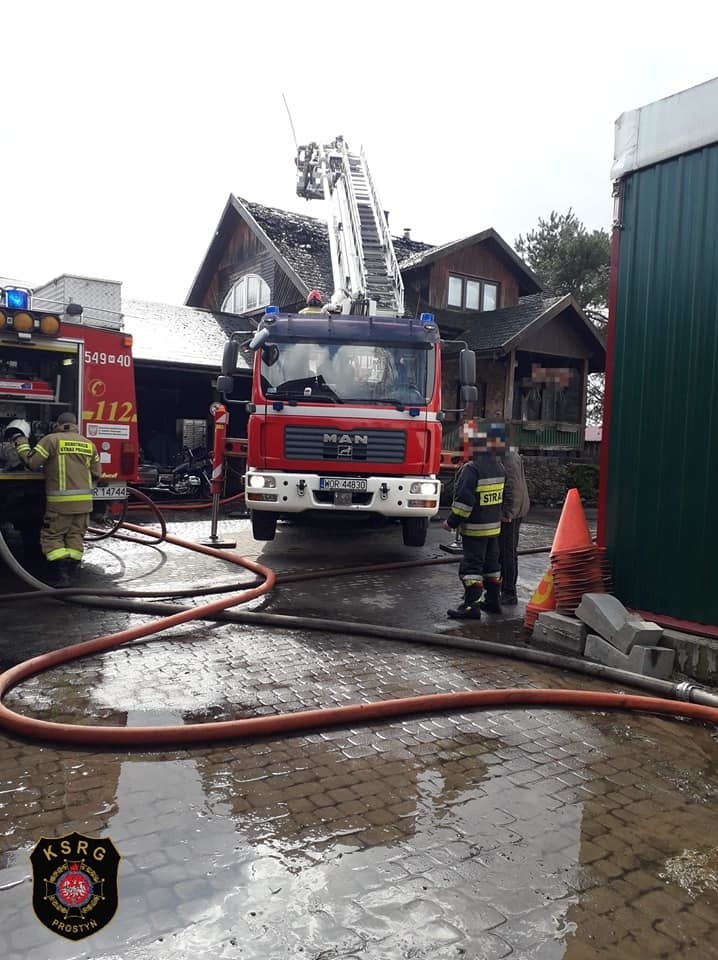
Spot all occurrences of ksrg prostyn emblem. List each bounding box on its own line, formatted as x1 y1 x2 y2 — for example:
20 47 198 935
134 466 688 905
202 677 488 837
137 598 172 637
30 831 120 940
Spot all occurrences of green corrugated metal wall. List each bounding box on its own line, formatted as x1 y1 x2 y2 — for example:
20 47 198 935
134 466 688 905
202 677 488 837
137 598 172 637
606 144 718 625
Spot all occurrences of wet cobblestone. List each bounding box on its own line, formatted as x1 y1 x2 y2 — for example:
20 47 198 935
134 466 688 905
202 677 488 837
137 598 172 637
0 513 717 958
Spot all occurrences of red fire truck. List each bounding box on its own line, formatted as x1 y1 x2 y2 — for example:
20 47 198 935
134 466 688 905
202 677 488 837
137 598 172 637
0 284 139 551
219 138 476 546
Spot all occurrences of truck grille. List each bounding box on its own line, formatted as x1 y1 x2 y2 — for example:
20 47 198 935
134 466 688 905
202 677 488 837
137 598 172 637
284 426 407 463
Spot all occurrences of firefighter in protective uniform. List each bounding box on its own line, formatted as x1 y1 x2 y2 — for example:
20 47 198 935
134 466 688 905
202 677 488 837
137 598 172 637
298 290 325 315
0 419 31 472
15 411 101 586
443 425 506 619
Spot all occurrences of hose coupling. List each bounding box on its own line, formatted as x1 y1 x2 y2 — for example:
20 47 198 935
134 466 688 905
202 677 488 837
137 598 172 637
675 680 697 702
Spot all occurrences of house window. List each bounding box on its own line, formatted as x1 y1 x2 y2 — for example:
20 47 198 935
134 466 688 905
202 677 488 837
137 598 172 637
447 275 499 312
221 274 271 314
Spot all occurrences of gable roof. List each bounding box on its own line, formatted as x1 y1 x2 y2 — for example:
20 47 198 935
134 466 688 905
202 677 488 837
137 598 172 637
399 229 543 296
243 197 435 292
122 299 251 371
186 194 434 307
462 293 606 371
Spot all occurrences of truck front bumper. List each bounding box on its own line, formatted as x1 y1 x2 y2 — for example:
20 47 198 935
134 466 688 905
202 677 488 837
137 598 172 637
245 470 441 517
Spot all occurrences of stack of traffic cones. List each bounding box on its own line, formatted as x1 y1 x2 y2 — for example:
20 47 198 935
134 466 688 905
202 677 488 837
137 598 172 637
523 567 556 633
550 488 605 615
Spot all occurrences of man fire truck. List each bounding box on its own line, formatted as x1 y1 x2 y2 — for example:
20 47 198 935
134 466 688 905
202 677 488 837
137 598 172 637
218 137 477 546
0 284 139 563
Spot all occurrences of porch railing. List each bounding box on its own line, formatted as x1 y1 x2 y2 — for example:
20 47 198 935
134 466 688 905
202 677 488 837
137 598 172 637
441 419 583 452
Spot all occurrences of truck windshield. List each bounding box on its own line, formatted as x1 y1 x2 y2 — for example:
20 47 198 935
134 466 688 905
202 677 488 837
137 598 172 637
260 341 435 405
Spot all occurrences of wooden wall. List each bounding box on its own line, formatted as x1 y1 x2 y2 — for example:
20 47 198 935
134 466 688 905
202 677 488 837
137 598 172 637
198 216 303 313
427 242 521 311
476 358 508 420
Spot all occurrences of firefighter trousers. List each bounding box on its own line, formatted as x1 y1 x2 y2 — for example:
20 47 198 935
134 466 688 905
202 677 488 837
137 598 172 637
40 510 90 562
458 534 501 586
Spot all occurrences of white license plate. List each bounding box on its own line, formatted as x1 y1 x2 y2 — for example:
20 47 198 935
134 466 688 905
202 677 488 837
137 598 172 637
319 477 368 492
93 484 128 500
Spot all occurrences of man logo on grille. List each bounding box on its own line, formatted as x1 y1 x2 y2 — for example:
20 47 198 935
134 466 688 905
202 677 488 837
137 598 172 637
30 832 120 940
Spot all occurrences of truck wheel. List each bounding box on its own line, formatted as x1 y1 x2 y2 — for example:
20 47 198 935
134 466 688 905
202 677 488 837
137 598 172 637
402 516 428 547
251 510 277 541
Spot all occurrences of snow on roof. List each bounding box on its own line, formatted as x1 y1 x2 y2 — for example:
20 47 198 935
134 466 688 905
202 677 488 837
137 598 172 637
122 299 251 370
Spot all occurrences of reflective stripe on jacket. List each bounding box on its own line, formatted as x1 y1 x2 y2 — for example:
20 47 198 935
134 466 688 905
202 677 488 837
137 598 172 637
18 428 101 514
447 452 505 537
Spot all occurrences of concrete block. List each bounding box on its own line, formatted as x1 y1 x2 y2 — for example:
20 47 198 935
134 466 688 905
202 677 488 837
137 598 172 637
661 629 718 686
585 634 675 680
576 594 627 643
613 618 664 654
576 593 663 653
532 615 586 656
535 612 588 643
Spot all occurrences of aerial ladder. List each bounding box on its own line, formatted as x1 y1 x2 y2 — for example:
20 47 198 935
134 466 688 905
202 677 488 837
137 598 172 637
295 136 405 318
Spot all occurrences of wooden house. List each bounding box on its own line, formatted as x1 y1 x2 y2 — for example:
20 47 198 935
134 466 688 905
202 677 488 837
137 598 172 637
185 195 605 452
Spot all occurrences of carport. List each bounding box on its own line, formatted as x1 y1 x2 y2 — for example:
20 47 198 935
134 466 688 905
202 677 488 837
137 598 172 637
121 299 252 465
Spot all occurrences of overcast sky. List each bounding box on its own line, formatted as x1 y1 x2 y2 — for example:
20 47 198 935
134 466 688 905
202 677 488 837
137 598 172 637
2 0 717 305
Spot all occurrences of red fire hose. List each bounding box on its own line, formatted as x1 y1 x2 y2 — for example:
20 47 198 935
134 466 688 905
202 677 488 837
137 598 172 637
1 521 717 748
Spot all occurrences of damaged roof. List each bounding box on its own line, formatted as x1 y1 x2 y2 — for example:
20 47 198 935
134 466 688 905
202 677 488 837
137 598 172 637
462 293 605 371
186 194 434 307
240 197 435 298
122 299 251 371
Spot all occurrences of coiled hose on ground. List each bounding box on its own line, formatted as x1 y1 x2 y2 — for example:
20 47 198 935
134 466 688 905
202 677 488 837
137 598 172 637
0 495 717 748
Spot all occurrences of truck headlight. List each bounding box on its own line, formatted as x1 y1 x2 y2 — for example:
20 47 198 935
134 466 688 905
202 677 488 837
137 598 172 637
410 481 438 495
248 474 276 489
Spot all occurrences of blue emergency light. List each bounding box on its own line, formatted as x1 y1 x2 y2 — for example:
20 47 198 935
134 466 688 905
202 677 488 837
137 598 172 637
420 312 434 324
265 305 280 316
4 287 31 310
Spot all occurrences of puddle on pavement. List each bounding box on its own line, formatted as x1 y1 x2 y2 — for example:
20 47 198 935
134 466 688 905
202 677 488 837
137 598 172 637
1 685 717 959
1 531 717 957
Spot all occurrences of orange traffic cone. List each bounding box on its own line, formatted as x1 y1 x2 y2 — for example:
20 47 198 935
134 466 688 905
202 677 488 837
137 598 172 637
551 488 592 554
524 567 556 632
550 488 604 615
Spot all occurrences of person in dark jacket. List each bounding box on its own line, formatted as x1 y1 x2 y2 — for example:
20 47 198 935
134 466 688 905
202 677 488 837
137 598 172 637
499 434 531 605
442 426 506 619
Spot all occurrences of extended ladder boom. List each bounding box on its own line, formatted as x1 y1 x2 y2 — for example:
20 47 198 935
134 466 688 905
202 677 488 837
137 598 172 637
295 136 404 317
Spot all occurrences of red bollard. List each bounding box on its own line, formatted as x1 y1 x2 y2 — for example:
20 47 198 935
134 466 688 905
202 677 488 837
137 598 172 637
201 402 237 548
210 402 229 496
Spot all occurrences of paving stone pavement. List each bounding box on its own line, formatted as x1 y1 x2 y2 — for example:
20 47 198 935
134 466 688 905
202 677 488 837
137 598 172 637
0 512 717 959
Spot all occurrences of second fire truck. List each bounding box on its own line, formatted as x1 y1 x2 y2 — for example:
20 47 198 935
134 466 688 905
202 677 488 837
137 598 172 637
0 283 139 554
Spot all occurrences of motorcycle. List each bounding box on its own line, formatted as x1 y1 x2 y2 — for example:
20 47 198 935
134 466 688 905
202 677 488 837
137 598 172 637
132 446 213 501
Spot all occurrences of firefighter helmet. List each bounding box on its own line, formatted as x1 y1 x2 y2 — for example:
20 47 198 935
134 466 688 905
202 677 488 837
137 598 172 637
306 290 323 306
57 411 78 426
4 418 30 440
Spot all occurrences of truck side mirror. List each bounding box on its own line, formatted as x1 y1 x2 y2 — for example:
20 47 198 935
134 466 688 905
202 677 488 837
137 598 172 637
460 384 478 404
222 340 239 375
217 374 234 395
459 348 476 386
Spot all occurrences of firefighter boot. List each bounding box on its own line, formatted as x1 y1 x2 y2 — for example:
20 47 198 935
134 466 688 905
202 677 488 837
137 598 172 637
480 578 503 614
66 559 82 582
46 559 71 588
447 581 483 619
